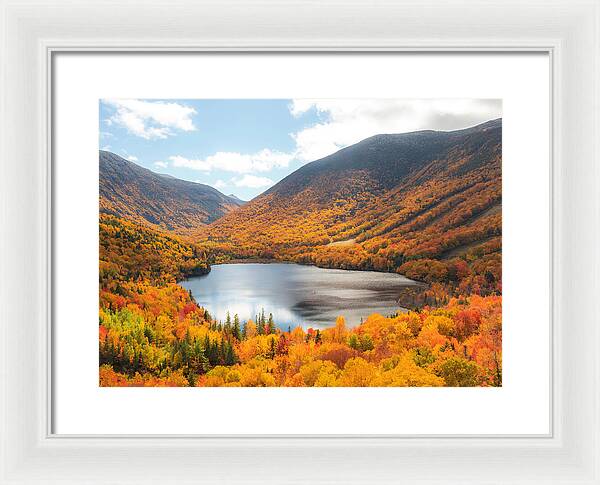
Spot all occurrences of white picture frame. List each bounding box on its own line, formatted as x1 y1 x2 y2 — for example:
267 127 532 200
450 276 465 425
1 0 598 483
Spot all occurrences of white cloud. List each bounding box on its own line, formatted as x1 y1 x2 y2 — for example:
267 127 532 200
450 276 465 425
232 174 274 189
149 99 500 196
153 160 168 169
101 145 111 151
289 99 502 161
126 155 139 162
169 155 211 171
103 99 196 139
169 149 293 174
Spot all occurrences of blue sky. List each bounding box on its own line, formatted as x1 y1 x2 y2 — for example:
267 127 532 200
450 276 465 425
99 99 502 200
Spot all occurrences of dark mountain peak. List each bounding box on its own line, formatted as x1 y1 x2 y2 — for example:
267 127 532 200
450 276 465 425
266 118 501 198
353 117 501 148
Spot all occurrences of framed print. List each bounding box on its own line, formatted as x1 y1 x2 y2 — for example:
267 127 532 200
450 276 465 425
1 0 599 484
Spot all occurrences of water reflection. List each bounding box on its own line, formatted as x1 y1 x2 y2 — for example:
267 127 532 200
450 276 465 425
180 263 419 330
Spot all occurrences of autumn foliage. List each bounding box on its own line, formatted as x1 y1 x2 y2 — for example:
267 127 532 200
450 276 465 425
99 215 501 387
198 127 502 300
99 121 502 387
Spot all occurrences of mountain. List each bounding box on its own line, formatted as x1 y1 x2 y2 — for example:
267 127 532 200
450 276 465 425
202 119 502 287
227 194 246 204
99 151 243 233
264 118 500 199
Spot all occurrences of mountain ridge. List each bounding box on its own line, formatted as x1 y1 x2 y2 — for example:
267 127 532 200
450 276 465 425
99 150 243 233
262 118 501 203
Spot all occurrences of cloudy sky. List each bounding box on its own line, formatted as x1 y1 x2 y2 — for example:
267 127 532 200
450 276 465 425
99 99 501 200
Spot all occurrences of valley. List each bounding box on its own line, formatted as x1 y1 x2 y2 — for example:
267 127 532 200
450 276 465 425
98 118 502 387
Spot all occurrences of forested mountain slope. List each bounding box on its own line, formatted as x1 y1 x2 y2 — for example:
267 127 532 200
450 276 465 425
100 151 243 233
202 119 502 295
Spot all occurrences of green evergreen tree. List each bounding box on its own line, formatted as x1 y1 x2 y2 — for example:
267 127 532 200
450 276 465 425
190 339 209 374
233 314 241 340
257 309 266 335
219 338 226 365
224 342 236 366
268 337 276 359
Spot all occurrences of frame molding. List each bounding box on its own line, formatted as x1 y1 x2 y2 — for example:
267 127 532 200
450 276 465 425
1 0 598 483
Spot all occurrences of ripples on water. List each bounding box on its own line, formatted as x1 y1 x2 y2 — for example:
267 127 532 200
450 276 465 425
180 263 419 330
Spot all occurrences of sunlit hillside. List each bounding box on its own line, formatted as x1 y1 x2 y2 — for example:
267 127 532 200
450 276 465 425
201 119 502 297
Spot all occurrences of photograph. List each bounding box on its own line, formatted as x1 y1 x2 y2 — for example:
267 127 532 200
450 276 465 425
98 98 502 387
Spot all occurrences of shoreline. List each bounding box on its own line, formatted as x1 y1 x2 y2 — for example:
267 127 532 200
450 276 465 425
209 258 427 284
215 258 297 265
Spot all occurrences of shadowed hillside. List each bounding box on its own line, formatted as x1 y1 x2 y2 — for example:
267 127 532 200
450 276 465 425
100 151 243 233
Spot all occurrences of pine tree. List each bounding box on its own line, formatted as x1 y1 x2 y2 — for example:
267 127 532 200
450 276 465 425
233 313 241 340
257 309 266 335
224 342 236 366
190 339 209 374
219 338 226 365
315 329 322 344
204 335 217 366
268 337 276 359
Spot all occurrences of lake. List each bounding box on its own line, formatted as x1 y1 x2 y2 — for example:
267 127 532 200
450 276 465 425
180 263 419 330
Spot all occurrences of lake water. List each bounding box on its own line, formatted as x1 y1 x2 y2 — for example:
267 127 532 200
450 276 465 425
180 263 419 330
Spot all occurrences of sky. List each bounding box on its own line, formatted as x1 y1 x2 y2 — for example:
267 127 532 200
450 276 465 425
99 99 502 200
